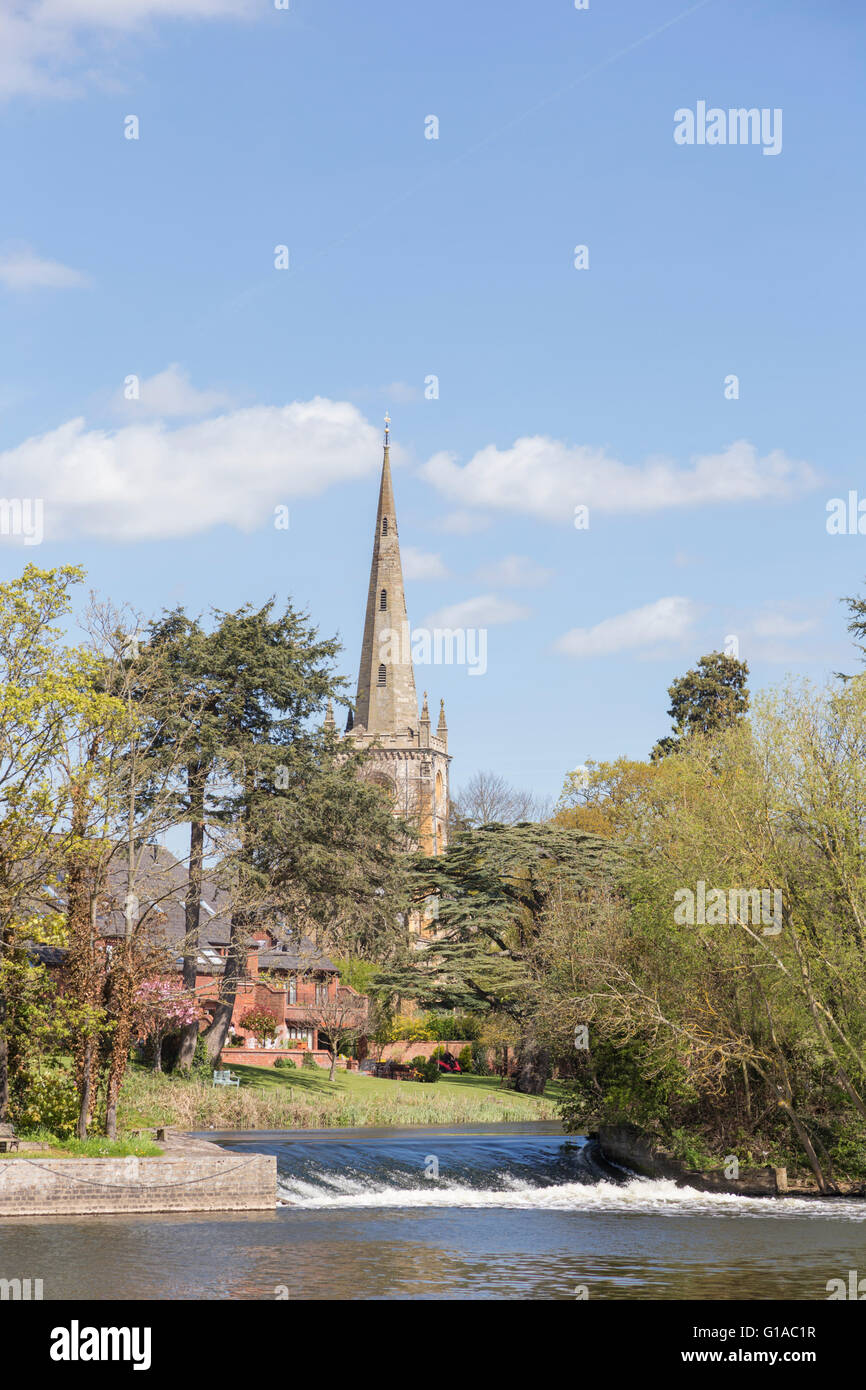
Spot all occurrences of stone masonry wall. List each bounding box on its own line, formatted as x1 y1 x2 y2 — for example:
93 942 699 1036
0 1153 275 1217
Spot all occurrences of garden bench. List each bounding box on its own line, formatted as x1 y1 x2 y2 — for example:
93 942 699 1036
212 1069 240 1089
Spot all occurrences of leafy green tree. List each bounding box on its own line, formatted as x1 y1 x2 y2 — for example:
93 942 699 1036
651 651 749 760
0 565 119 1121
547 682 866 1188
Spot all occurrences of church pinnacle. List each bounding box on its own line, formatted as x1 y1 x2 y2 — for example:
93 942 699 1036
352 417 419 735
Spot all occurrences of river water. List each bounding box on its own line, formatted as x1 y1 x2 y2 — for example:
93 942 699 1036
2 1124 865 1300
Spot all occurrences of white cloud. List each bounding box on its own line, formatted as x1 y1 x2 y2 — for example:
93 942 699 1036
555 597 698 658
402 547 450 581
0 246 90 290
476 554 553 588
421 595 531 629
422 437 817 524
0 0 254 98
0 397 382 540
113 364 231 419
751 609 817 640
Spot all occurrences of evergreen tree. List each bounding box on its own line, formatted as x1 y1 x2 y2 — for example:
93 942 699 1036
377 821 622 1093
652 650 749 760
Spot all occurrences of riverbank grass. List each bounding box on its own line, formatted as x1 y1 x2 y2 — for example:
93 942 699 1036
2 1132 163 1158
119 1063 563 1132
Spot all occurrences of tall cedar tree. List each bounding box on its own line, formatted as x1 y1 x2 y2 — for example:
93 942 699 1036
144 601 344 1062
143 611 233 1070
377 821 621 1093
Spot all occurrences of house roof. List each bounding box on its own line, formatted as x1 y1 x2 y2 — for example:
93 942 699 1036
34 843 339 976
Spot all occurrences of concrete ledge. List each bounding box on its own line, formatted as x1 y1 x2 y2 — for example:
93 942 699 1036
0 1151 276 1217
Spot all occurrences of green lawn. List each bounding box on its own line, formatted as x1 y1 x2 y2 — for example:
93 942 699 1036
119 1063 564 1132
233 1064 566 1107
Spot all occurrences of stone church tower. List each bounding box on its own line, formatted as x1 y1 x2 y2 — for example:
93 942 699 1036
343 417 451 856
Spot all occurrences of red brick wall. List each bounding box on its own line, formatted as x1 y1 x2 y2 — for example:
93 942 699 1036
219 1048 352 1070
374 1040 479 1063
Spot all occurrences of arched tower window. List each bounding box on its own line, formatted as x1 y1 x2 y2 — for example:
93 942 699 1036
381 518 388 536
377 664 387 686
380 589 387 610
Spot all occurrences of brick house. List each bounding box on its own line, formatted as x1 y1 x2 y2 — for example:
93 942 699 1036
200 931 368 1069
38 844 368 1070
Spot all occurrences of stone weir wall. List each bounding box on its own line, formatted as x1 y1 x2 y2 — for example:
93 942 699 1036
0 1136 275 1217
594 1123 786 1196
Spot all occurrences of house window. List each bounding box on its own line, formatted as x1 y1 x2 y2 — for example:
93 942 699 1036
377 664 386 686
288 974 297 1004
380 589 387 611
316 981 328 1006
381 518 388 535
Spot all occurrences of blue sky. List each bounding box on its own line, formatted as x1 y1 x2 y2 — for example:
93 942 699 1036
0 0 864 805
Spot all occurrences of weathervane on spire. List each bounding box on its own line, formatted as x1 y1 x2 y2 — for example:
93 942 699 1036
384 412 391 447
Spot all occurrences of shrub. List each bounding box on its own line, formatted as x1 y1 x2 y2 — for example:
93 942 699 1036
302 1051 319 1069
191 1035 211 1079
411 1055 428 1072
470 1042 489 1076
458 1046 473 1073
274 1057 297 1070
451 1014 482 1042
11 1070 79 1139
228 1036 245 1047
422 1058 440 1084
390 1012 483 1043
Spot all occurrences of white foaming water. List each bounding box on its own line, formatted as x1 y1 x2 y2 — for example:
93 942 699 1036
276 1172 866 1219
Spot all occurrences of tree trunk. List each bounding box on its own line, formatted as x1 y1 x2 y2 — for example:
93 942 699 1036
202 911 247 1062
782 1101 833 1194
178 765 205 1072
514 1040 550 1095
329 1051 337 1081
66 769 103 1140
0 970 8 1121
153 1034 163 1073
77 1039 93 1140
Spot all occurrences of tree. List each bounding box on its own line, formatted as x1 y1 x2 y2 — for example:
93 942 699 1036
309 989 368 1080
142 610 235 1072
81 599 205 1131
0 564 122 1124
142 598 347 1064
651 651 749 760
450 770 549 831
544 683 866 1187
377 821 622 1093
253 736 411 962
554 758 659 840
137 979 204 1072
238 1008 280 1047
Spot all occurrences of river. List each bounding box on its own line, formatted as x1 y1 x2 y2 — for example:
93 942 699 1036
2 1124 864 1300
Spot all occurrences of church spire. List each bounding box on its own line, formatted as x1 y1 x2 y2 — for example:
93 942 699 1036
353 417 419 735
